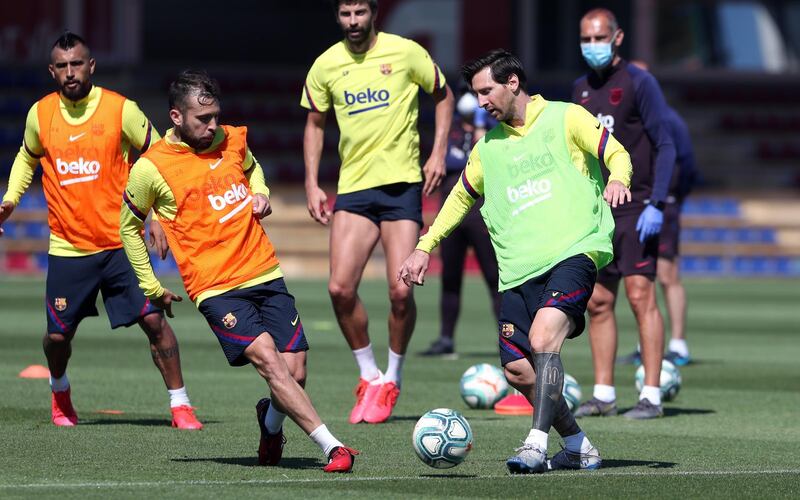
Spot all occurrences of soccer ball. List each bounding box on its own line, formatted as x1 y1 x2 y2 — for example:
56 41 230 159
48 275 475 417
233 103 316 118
635 359 682 401
562 373 582 411
412 408 473 468
460 363 509 409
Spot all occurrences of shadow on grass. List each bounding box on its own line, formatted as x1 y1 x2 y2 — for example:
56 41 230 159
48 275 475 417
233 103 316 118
82 418 221 427
663 407 716 417
601 459 677 469
419 473 479 478
172 456 323 469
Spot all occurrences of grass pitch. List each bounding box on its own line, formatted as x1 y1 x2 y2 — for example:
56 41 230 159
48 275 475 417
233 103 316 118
0 276 798 499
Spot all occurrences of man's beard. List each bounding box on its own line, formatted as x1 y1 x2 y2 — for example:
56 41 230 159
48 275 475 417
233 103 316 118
179 125 213 151
60 80 90 101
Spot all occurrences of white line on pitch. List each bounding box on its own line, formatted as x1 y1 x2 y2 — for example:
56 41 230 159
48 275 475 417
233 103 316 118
1 469 798 489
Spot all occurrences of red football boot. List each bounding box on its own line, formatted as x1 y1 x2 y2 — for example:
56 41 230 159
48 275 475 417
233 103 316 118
323 446 360 473
51 389 78 427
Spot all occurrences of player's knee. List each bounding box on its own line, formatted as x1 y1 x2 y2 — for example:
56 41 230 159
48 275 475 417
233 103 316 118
626 286 655 312
139 312 168 337
388 284 413 310
328 281 356 304
504 361 534 388
588 295 613 316
529 333 558 354
44 331 73 345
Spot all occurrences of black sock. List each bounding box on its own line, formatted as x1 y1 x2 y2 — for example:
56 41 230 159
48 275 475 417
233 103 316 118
532 352 564 434
552 394 581 438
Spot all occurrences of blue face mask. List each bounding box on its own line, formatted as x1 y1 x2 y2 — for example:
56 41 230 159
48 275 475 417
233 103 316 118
581 41 614 69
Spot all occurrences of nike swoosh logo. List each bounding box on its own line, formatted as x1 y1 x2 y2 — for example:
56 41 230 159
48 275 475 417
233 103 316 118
291 314 299 326
69 132 86 142
581 98 590 104
595 122 601 129
209 158 223 170
634 260 651 269
141 120 147 128
552 291 559 296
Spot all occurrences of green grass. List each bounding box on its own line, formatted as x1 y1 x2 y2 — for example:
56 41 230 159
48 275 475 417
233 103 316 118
0 276 799 499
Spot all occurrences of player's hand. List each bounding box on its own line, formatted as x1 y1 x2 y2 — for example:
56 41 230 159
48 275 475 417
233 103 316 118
636 204 663 243
421 155 445 196
397 249 431 287
306 184 331 225
0 201 14 237
152 288 182 318
252 193 272 220
603 180 632 208
148 219 169 260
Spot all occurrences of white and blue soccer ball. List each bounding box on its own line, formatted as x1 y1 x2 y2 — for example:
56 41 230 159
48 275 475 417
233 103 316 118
412 408 473 468
459 363 509 409
635 359 682 401
562 373 582 411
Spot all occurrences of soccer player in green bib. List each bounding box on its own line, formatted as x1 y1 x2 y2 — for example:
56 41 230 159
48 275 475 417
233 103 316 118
399 50 633 474
302 0 454 424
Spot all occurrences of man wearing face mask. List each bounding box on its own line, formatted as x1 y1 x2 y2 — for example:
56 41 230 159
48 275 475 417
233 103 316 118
572 8 676 420
419 92 501 357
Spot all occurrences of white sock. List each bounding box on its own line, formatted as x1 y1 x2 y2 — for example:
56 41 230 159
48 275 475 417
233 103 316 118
167 387 191 408
264 402 286 434
383 349 405 387
563 431 593 454
593 384 616 403
309 424 343 456
640 385 662 405
352 344 381 381
50 374 70 393
669 339 689 357
524 428 549 450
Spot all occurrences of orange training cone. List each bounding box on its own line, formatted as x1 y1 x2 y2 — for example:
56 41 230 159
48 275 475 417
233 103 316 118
19 364 50 379
494 389 534 416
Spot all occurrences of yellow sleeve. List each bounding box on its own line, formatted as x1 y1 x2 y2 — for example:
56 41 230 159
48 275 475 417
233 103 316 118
243 147 270 198
417 147 484 253
121 99 161 152
406 39 446 94
300 57 330 112
120 158 169 299
565 103 632 187
2 104 43 206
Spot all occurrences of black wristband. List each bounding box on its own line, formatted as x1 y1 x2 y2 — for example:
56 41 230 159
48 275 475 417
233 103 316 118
649 200 666 211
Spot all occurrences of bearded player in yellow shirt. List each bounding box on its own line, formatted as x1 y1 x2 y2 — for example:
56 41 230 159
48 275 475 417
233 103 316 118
302 0 454 424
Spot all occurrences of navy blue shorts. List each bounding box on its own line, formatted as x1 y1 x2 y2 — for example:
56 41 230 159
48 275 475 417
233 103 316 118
498 254 597 366
198 278 308 366
333 182 422 226
658 203 681 261
598 211 659 281
45 249 160 334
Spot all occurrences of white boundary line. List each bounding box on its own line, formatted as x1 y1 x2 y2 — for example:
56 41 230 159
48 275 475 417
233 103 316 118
1 469 798 489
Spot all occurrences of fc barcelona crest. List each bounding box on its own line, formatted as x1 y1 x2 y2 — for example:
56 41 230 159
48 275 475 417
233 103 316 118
380 63 392 75
54 297 67 312
222 312 237 329
609 87 623 106
92 123 105 136
501 322 515 338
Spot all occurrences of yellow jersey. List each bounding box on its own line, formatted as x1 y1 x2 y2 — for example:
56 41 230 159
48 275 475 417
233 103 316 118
301 32 446 194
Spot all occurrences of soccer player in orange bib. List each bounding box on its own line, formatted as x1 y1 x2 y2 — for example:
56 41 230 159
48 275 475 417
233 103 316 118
120 70 358 473
0 32 201 430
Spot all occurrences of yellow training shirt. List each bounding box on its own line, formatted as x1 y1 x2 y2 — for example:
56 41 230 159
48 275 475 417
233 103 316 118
2 86 160 256
418 95 632 255
120 127 281 305
301 32 446 194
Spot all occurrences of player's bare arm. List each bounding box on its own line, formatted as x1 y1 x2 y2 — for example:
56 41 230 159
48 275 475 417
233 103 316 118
397 249 431 287
303 110 331 225
604 180 631 208
422 84 455 196
0 201 14 236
